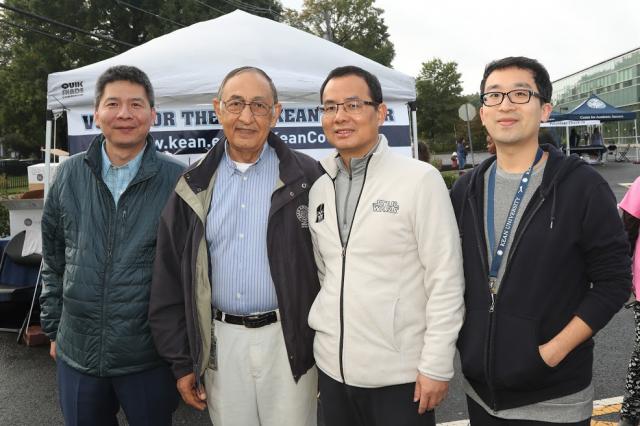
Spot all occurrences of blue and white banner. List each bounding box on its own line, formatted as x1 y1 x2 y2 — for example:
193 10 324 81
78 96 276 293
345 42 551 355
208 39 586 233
67 101 413 162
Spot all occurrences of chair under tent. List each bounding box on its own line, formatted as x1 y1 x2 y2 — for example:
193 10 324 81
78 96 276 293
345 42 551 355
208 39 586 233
0 230 43 342
616 142 632 162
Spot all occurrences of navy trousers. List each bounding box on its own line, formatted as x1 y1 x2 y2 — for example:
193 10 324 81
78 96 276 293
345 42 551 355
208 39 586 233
318 369 435 426
56 359 178 426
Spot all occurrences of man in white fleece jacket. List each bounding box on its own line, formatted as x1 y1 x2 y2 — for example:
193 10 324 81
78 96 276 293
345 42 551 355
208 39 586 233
308 65 465 426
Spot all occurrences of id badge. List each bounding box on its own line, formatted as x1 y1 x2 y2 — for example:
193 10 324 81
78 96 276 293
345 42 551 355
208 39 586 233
208 323 218 371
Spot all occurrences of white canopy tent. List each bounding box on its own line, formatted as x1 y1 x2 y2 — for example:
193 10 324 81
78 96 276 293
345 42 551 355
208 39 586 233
45 10 417 185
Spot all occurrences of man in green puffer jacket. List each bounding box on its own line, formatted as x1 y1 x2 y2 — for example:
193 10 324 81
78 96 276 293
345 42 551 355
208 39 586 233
40 65 184 426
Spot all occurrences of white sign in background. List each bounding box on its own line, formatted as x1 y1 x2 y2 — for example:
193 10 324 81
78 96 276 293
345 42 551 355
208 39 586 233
67 101 413 161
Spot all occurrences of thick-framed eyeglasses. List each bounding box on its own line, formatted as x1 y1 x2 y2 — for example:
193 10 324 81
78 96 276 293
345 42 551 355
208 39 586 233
318 99 377 115
223 99 273 116
480 89 543 107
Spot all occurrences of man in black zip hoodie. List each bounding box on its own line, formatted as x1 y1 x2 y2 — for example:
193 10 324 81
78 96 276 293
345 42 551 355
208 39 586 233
450 57 631 425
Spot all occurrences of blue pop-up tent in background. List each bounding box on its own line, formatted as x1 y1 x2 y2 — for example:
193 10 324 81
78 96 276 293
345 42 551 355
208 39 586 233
563 95 636 121
544 94 639 161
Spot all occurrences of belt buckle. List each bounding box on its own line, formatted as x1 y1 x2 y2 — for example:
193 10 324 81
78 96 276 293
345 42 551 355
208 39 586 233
243 314 264 328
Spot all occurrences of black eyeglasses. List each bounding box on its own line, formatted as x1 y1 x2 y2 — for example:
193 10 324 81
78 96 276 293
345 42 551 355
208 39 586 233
318 99 377 115
223 99 273 116
480 89 543 107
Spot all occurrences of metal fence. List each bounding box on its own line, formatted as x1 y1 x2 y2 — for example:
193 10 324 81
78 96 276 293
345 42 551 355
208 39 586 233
0 174 28 196
0 160 33 197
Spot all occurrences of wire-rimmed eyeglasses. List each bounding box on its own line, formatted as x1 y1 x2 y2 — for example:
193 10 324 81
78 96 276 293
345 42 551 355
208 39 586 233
318 99 378 115
223 99 273 116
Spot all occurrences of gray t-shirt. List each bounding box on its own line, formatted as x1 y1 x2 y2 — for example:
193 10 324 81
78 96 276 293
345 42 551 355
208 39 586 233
484 160 545 292
463 159 593 422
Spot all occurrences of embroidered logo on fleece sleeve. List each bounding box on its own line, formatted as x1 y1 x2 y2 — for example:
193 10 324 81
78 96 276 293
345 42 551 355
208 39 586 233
316 203 325 222
372 200 399 214
296 205 309 228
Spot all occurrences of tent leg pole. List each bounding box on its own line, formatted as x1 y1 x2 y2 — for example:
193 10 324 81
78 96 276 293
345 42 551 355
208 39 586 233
44 110 53 200
635 119 639 162
409 102 419 160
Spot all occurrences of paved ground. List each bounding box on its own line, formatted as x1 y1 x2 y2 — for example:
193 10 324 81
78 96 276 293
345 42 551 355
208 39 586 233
0 160 638 425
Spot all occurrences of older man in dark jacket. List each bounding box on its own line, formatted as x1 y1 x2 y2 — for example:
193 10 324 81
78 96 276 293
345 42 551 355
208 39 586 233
40 65 184 426
149 66 322 426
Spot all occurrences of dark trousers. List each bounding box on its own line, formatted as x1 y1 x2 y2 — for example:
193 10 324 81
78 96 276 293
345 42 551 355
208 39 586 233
466 395 590 426
318 369 435 426
56 359 179 426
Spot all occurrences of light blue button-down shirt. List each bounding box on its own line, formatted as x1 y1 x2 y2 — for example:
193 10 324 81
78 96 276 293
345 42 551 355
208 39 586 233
101 143 145 205
206 142 279 315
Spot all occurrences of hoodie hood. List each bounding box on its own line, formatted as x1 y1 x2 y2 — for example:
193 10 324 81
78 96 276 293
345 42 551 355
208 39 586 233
457 143 587 234
466 144 585 198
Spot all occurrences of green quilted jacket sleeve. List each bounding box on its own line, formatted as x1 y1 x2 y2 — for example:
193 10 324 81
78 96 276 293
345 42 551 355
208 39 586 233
39 174 66 341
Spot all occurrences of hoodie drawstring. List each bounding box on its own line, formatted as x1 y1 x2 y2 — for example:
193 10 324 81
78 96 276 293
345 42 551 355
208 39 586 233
456 181 474 240
549 183 558 229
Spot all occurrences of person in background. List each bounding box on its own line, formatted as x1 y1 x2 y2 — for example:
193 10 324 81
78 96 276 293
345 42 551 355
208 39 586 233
619 176 640 426
539 128 559 149
451 151 459 169
456 137 467 169
590 128 605 161
486 134 496 155
40 65 183 426
591 128 604 146
570 128 579 147
418 141 431 163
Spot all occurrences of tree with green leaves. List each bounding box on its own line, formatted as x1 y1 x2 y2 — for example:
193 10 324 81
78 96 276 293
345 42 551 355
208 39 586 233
0 0 98 157
415 58 463 150
0 0 282 158
283 0 395 66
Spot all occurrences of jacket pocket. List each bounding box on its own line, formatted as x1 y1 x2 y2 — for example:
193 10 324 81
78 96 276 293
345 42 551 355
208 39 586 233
369 297 401 352
493 312 553 390
308 290 332 335
390 298 400 351
457 309 488 382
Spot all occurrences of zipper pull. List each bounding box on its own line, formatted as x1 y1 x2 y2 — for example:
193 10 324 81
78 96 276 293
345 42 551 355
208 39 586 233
341 246 346 258
488 278 497 313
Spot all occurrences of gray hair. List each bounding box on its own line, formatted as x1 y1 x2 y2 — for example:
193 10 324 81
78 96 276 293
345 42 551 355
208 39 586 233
217 66 278 104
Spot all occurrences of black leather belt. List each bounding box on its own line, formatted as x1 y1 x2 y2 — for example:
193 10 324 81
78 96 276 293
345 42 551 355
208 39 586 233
213 310 278 328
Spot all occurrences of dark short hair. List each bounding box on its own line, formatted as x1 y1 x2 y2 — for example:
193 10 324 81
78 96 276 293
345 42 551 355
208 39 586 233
480 57 552 104
320 66 383 104
418 142 430 163
217 66 278 104
95 65 155 108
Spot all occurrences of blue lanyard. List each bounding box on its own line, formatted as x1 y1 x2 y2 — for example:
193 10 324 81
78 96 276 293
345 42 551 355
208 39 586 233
486 148 543 306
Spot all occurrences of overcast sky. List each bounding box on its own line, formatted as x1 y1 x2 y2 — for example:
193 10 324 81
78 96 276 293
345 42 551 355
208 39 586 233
280 0 640 94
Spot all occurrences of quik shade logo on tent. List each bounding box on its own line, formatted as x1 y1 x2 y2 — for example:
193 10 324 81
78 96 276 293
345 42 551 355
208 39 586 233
62 81 84 99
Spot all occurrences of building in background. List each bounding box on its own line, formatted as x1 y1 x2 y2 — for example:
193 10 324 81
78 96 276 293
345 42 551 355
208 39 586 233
553 47 640 145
